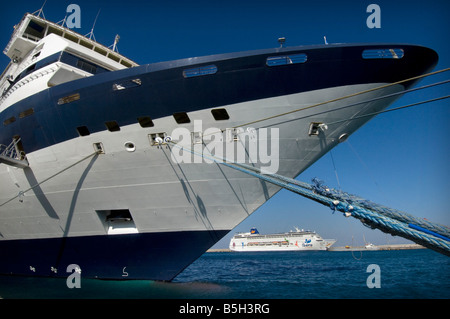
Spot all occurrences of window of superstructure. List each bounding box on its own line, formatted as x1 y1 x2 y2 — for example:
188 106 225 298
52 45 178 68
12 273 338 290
94 46 108 56
79 39 94 50
47 26 64 37
63 32 79 43
23 19 46 41
107 53 120 63
76 59 97 74
59 52 110 74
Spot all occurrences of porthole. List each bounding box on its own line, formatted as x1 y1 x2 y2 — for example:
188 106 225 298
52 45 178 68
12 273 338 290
124 142 136 152
338 133 349 143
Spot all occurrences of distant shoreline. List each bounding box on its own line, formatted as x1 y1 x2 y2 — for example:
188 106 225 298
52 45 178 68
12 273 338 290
207 244 425 253
328 243 425 252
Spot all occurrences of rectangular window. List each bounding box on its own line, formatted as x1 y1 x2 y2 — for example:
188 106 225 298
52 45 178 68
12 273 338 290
76 59 97 73
173 112 191 124
19 108 34 118
211 108 230 121
137 116 154 128
266 53 307 66
57 93 80 105
3 116 16 126
24 19 46 40
112 78 142 91
96 209 138 235
105 121 120 132
362 48 404 59
59 52 110 74
76 126 90 136
183 65 217 78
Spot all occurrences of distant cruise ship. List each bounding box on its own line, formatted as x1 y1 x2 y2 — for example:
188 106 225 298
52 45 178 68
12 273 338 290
0 10 438 280
230 228 336 251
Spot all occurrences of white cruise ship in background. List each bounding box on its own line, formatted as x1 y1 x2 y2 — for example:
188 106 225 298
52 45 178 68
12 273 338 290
230 227 336 252
0 10 438 280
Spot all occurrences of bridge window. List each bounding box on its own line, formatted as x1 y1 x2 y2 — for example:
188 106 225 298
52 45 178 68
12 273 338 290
76 59 97 74
60 52 110 74
23 19 46 40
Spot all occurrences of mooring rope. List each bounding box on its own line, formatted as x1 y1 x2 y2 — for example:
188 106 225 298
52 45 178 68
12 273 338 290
0 150 100 208
168 141 450 256
198 70 450 140
233 67 450 130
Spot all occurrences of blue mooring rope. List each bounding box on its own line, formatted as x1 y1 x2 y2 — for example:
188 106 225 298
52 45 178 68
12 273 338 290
168 142 450 257
226 162 450 256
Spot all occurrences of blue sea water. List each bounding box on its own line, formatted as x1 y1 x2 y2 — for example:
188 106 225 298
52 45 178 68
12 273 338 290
0 249 448 299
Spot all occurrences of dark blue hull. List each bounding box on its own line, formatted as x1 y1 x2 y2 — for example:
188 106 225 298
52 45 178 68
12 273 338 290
0 44 438 154
0 230 228 280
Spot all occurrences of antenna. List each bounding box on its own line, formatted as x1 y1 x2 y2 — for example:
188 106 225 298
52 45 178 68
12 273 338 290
33 0 47 19
324 36 329 45
85 9 101 41
110 34 120 52
278 37 286 48
57 12 69 27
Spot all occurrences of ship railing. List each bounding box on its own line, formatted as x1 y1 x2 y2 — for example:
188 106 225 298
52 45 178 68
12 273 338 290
0 138 29 168
1 139 22 159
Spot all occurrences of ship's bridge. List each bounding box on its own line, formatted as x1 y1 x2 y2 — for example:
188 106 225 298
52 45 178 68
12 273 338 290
0 12 139 110
3 13 138 69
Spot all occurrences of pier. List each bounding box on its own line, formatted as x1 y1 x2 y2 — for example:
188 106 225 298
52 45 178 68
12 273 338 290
327 243 425 252
207 244 425 253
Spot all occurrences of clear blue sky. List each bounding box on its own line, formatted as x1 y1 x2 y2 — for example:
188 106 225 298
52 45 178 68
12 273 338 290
1 0 449 247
